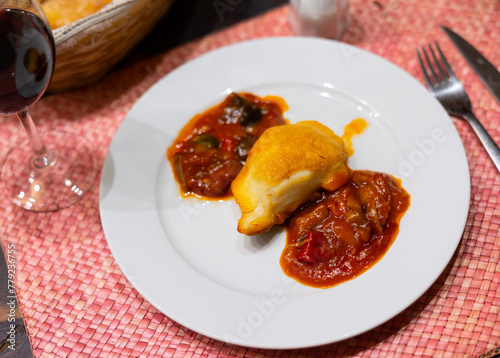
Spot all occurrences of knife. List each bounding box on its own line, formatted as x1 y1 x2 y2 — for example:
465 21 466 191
0 243 33 357
441 25 500 104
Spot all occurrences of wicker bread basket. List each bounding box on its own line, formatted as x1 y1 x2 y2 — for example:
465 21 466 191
49 0 175 92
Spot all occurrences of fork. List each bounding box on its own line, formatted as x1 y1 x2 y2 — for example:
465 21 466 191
416 42 500 172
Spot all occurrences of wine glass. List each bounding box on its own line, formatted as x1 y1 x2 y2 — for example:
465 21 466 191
0 0 97 212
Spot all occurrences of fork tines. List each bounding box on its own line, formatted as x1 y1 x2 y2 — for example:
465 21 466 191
416 42 455 87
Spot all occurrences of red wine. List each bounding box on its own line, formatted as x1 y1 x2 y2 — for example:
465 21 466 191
0 8 55 115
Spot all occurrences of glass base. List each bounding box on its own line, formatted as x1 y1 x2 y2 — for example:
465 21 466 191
1 132 97 212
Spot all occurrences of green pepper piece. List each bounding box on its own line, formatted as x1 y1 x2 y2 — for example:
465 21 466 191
194 133 220 148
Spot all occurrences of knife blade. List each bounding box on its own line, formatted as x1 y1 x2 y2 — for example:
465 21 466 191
441 25 500 104
0 243 33 358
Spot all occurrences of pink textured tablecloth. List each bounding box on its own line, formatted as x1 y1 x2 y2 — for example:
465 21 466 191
0 1 499 357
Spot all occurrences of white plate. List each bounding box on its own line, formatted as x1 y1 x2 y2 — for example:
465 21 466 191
99 37 470 349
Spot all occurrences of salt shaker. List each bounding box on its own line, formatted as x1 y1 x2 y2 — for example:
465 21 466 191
289 0 350 39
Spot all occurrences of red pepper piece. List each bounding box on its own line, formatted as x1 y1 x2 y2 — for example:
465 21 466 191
297 231 330 263
220 137 237 152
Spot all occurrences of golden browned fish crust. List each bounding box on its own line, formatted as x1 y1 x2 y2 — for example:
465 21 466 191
232 121 349 235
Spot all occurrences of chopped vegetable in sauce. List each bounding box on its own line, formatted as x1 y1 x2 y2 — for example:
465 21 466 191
167 93 287 198
281 170 410 288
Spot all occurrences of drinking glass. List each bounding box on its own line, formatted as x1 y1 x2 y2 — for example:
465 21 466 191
0 0 97 211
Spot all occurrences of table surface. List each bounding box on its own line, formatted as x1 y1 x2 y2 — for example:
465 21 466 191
0 0 499 357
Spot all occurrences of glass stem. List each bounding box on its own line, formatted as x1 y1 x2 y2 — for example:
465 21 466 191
17 110 56 169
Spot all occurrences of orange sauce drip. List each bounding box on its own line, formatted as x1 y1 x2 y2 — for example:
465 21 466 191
262 95 289 113
342 118 368 156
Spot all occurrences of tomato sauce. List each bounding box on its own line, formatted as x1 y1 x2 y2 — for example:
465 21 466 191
280 170 410 288
167 93 288 199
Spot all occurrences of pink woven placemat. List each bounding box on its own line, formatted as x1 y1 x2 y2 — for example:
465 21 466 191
0 1 498 357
